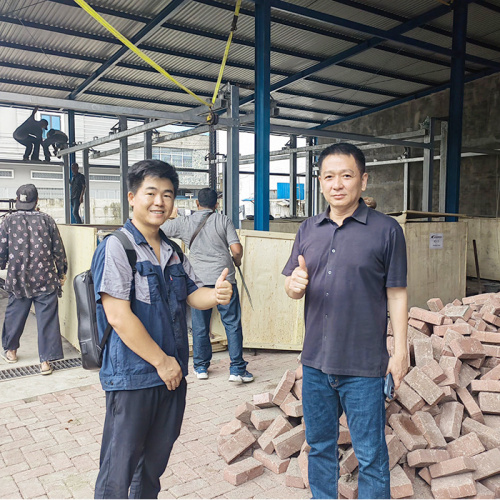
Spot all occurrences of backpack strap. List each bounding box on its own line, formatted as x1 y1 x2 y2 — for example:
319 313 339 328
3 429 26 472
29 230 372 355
165 237 184 264
99 230 137 351
189 211 214 249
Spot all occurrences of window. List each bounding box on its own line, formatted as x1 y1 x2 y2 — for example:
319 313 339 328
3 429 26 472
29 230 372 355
152 147 197 169
38 187 64 199
89 174 120 182
40 114 62 139
0 169 14 178
31 171 63 180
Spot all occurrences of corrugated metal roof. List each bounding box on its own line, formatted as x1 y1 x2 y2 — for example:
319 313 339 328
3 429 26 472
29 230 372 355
0 0 499 129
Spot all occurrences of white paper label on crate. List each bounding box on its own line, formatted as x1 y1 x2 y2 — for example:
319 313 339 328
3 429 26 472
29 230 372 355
429 233 443 249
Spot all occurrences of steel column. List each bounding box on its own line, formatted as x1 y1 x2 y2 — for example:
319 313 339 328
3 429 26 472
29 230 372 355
306 137 314 217
439 121 449 213
403 162 409 211
422 118 436 212
289 135 297 216
254 0 271 231
445 0 468 219
144 129 153 159
119 116 129 223
63 154 71 224
226 85 240 228
82 148 90 224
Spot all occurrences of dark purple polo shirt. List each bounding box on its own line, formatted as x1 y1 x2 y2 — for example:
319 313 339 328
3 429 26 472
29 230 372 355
282 200 407 377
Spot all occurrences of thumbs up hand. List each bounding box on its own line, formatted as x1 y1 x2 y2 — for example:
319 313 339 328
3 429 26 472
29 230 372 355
289 255 309 295
215 268 232 305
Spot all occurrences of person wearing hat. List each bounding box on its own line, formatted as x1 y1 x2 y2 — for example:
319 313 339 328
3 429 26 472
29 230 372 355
0 184 68 375
13 107 48 162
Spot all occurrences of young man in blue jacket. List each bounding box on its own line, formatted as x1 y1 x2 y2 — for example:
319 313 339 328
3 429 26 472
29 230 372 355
91 160 232 499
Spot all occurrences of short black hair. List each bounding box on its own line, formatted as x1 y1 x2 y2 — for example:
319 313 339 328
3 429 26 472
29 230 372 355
127 159 179 196
317 143 366 175
40 119 49 128
198 188 218 209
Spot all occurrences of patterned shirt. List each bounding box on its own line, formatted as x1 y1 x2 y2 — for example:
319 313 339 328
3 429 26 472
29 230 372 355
0 211 67 298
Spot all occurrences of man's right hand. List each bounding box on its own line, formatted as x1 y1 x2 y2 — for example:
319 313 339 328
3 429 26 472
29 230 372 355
156 355 183 391
288 255 309 294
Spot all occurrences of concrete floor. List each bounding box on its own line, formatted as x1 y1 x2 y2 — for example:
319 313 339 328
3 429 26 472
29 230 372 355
0 288 311 499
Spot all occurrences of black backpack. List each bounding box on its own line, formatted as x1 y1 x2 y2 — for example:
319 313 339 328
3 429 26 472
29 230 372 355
73 230 183 370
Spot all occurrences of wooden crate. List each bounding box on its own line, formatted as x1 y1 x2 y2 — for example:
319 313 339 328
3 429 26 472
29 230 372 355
465 217 500 281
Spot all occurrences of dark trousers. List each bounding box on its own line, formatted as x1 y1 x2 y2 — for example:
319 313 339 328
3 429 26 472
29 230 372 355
71 197 83 224
94 380 187 499
2 292 63 363
15 136 41 160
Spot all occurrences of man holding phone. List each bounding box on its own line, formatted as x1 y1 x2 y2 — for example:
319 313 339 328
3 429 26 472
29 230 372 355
283 143 408 499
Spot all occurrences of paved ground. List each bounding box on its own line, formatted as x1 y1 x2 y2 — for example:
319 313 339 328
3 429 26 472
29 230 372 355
0 291 311 499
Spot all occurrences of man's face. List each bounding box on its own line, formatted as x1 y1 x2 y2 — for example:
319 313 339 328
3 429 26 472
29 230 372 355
128 176 175 229
71 165 79 175
318 154 368 213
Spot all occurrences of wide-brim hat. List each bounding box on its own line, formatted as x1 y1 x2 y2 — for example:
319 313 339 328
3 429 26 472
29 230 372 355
16 183 38 210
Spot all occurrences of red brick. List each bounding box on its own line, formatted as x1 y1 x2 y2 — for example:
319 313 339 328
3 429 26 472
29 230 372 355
413 338 434 367
408 325 430 348
218 426 256 464
257 415 293 454
472 448 500 481
440 385 458 403
439 401 465 441
439 356 462 388
419 467 432 485
483 311 500 328
282 400 303 418
442 305 473 322
279 393 297 413
482 474 500 496
386 434 407 470
480 298 500 316
408 318 431 335
444 329 464 347
250 407 285 431
339 447 358 475
467 357 486 369
272 425 305 459
428 298 444 312
462 417 500 449
223 457 264 485
463 293 495 305
338 425 351 445
434 324 451 336
220 419 246 437
404 366 445 406
459 363 480 388
285 458 305 489
235 402 258 425
395 380 426 414
472 331 500 345
479 392 500 414
429 456 476 478
338 471 358 499
410 307 445 325
388 413 427 451
272 370 296 405
481 363 500 381
456 387 485 423
253 448 290 474
451 323 474 335
390 464 414 499
472 482 496 498
471 380 500 393
431 472 477 499
421 359 446 383
431 334 445 359
253 393 275 408
484 357 500 369
483 414 500 428
292 378 302 400
411 410 447 448
297 449 309 488
407 448 450 468
450 337 486 359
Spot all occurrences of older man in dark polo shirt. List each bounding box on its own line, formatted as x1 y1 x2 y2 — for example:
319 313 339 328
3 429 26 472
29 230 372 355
283 143 408 499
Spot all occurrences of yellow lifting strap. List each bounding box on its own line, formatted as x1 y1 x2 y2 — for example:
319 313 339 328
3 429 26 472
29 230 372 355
211 0 242 105
73 0 209 108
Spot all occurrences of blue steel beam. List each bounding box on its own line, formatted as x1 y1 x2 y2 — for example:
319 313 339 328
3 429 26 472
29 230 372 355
445 0 468 218
267 0 499 71
241 2 455 106
254 0 271 232
475 1 500 14
68 0 190 99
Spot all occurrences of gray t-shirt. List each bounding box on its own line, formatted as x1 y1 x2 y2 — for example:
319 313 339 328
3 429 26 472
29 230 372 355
161 209 240 285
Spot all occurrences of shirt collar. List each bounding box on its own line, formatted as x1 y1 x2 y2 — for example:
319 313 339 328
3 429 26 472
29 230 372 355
124 219 150 245
316 198 369 226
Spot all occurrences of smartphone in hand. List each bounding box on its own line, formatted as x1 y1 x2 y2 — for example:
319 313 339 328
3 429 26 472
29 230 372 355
384 373 395 400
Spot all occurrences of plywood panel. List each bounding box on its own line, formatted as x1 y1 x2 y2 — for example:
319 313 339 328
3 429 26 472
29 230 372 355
465 218 500 281
210 230 305 350
57 225 98 349
404 222 467 308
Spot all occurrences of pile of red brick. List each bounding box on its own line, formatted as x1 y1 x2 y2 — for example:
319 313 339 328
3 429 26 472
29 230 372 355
218 291 500 499
218 368 310 489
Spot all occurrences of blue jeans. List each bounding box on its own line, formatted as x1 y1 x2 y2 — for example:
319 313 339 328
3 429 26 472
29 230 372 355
191 284 247 375
302 365 389 499
71 197 83 224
